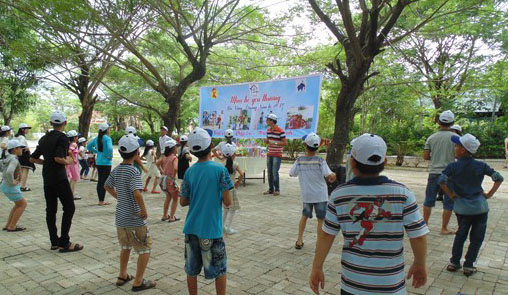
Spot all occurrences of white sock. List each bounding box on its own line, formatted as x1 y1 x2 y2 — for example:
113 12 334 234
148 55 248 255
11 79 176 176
227 209 236 230
223 208 229 228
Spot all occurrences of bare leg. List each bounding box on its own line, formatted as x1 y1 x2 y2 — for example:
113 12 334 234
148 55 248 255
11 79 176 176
6 198 27 230
215 274 227 295
21 168 29 188
169 191 178 220
297 216 308 246
144 177 152 190
133 253 151 287
117 249 131 284
4 206 16 229
151 177 160 191
423 206 432 226
316 218 324 238
162 193 170 219
187 276 198 295
70 180 76 194
441 209 454 235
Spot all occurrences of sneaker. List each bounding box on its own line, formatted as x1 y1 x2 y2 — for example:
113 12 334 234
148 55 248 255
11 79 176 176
273 191 280 196
263 190 273 195
226 228 238 235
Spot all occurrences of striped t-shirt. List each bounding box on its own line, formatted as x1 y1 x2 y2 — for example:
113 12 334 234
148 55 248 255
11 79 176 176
105 163 146 228
266 126 285 157
323 176 429 295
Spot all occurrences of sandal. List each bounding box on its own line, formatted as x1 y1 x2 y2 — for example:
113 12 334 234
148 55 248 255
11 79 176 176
7 226 26 232
168 217 180 223
59 243 84 253
116 274 134 286
98 202 111 206
132 279 156 292
161 217 170 221
295 241 304 250
21 187 32 192
463 266 477 277
446 263 461 272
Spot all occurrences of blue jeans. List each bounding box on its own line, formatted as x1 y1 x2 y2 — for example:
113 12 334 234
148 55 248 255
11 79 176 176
267 156 281 192
424 174 454 211
450 213 488 268
184 234 227 279
302 202 327 219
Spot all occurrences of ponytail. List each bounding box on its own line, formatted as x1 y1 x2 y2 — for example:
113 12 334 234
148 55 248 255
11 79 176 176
225 156 234 174
142 145 153 158
98 130 105 152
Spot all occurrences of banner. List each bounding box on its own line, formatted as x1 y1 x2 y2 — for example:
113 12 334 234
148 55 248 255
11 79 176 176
199 74 322 139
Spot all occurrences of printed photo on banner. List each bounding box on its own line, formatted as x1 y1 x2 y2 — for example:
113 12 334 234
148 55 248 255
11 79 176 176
285 106 313 130
202 110 224 130
227 109 251 130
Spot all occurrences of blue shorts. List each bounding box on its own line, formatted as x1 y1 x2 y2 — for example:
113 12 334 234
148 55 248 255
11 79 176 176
303 202 327 219
184 234 227 280
1 183 23 202
424 174 454 211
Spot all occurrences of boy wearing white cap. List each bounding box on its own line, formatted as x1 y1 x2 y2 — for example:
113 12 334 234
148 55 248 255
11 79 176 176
180 127 233 295
423 110 457 235
31 111 83 252
212 129 234 160
439 134 504 277
289 133 335 249
1 139 28 232
104 134 156 291
158 126 170 156
264 113 287 196
310 134 429 295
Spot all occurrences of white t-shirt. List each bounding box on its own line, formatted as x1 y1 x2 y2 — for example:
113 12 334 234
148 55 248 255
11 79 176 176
78 146 88 160
15 135 28 147
289 156 333 203
159 135 171 151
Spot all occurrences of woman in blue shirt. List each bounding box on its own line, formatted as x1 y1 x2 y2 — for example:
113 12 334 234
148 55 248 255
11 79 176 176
87 123 113 205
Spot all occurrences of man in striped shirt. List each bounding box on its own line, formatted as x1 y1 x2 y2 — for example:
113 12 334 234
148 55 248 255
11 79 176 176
263 113 287 196
310 134 429 295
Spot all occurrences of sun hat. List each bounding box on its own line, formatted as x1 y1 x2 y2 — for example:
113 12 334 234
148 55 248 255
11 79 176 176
50 111 67 124
351 133 387 165
451 133 480 154
118 134 140 153
188 127 212 153
303 132 320 148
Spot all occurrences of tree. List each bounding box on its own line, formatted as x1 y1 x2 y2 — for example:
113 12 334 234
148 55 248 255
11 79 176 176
308 0 459 164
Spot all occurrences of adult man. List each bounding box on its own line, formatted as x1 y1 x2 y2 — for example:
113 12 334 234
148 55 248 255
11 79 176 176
158 126 171 156
30 111 83 252
310 134 428 295
263 113 287 196
423 110 457 235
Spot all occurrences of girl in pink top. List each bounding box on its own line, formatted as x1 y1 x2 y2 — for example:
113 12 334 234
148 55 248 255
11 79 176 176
157 141 179 222
66 131 81 200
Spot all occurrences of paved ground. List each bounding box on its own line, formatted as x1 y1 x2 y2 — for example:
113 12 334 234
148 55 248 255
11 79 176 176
1 158 508 295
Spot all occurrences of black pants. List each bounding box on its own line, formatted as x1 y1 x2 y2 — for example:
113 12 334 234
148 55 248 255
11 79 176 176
44 180 75 247
96 165 111 202
79 159 89 176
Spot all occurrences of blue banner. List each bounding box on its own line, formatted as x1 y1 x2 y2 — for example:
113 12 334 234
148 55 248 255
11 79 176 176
199 74 322 139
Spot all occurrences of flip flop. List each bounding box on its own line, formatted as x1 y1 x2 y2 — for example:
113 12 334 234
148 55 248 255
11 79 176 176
132 279 156 292
295 241 304 250
116 274 134 286
7 226 26 232
59 243 84 253
463 267 477 277
98 202 111 206
168 217 180 223
446 263 461 272
161 217 170 221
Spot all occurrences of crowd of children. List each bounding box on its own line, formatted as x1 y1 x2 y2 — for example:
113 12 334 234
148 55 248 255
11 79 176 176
0 110 505 294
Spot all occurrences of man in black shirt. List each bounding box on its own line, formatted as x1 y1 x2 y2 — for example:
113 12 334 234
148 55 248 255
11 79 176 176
31 111 83 252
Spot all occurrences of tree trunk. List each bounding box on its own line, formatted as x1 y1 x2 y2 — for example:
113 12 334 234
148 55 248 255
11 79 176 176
161 94 182 136
78 101 95 137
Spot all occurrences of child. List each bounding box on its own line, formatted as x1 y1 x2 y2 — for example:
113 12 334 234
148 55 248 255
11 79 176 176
87 151 98 181
310 133 429 295
439 134 504 276
77 137 89 180
212 129 234 160
221 143 244 234
66 130 81 200
1 139 28 232
289 133 336 249
125 126 148 174
0 125 12 159
104 134 156 291
15 123 35 192
142 140 161 194
157 139 179 222
180 127 233 295
177 135 192 187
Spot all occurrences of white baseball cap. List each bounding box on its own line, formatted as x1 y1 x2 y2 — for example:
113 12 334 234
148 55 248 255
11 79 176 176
451 133 480 154
351 133 387 165
188 127 212 152
439 110 455 124
163 138 177 149
118 134 140 153
6 139 25 150
78 137 86 143
1 125 11 132
225 129 234 138
146 139 154 146
125 126 136 134
303 132 321 148
19 123 31 129
179 135 188 142
267 113 277 121
50 111 67 124
221 143 237 157
450 125 462 132
67 130 78 137
160 126 168 131
98 123 110 132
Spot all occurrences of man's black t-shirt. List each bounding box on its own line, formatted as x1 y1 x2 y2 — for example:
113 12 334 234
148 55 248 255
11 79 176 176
31 130 69 185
